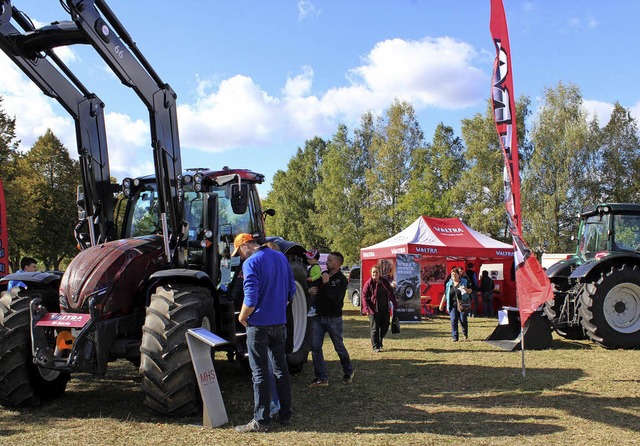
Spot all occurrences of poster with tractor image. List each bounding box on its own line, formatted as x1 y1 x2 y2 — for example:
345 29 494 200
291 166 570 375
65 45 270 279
394 254 421 322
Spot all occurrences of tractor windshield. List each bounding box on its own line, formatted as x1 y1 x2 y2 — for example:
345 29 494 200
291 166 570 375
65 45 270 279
209 184 262 287
120 179 263 285
612 214 640 252
128 185 160 237
579 214 609 260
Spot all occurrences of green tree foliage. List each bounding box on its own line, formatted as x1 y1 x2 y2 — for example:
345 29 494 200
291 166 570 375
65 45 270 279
363 100 424 245
0 97 24 268
18 130 81 270
314 125 364 266
522 82 593 253
0 97 19 170
592 102 640 202
451 97 531 241
399 122 464 223
263 137 327 249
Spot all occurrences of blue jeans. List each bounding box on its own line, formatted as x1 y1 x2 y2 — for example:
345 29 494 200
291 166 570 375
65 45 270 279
471 292 479 316
246 324 292 425
267 359 280 415
311 316 353 381
449 307 468 340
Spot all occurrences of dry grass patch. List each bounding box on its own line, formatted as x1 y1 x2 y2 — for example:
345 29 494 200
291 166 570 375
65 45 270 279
1 308 638 445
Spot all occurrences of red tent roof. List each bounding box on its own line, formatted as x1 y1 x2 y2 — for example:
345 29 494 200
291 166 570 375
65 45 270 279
361 216 514 259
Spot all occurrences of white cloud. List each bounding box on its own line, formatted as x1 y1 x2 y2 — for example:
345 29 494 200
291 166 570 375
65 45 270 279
3 34 487 177
567 16 599 31
582 99 614 126
0 54 76 152
630 101 640 123
176 35 486 153
298 1 321 21
103 112 149 178
52 46 80 64
348 37 486 110
283 66 313 98
177 75 280 151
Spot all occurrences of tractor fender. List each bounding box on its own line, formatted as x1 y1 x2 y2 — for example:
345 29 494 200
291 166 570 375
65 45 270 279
148 268 214 292
569 253 640 282
265 236 306 258
0 271 62 288
545 256 579 279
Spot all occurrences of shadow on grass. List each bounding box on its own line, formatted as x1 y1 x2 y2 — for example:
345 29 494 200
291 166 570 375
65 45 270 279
0 315 636 441
291 359 639 437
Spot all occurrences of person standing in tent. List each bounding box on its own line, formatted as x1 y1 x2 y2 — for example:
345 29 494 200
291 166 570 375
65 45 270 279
480 270 495 317
465 262 480 317
362 264 397 352
439 267 471 341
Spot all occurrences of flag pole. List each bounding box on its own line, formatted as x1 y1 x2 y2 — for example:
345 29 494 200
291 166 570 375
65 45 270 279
490 0 553 379
521 330 525 377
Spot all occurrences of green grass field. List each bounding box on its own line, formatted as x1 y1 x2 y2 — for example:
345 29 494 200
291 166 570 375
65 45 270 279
1 308 638 446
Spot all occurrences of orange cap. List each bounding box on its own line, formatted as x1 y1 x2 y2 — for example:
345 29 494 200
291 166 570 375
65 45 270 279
232 233 254 257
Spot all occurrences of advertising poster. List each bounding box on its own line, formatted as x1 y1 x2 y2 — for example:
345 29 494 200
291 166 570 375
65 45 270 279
394 254 421 322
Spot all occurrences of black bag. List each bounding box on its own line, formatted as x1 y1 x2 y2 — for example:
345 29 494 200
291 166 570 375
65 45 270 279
391 313 400 334
457 293 472 312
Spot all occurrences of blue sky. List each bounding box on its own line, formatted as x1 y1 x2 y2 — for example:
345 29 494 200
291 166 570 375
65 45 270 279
1 1 638 194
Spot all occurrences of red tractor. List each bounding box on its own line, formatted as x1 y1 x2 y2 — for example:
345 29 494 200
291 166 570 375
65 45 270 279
0 0 311 415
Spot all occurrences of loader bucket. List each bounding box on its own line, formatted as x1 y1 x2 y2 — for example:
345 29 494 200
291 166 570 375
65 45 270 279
485 308 553 351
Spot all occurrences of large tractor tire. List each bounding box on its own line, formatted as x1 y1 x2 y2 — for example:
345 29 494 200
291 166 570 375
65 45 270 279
286 262 312 373
579 264 640 349
140 284 215 416
0 289 69 407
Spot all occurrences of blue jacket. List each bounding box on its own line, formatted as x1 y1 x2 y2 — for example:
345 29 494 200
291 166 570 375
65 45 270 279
242 247 296 326
443 277 469 311
7 270 26 290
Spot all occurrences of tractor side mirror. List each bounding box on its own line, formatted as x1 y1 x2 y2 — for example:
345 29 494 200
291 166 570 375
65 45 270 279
263 208 276 219
230 183 249 215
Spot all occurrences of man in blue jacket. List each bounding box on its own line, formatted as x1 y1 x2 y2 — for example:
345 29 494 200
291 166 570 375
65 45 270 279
233 233 296 433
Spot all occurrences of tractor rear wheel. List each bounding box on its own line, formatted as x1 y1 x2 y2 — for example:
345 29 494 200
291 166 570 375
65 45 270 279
579 264 640 349
286 262 312 373
140 284 214 415
0 290 69 407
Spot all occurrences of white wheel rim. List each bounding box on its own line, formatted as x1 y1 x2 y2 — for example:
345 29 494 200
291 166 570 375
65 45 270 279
603 283 640 333
290 281 307 352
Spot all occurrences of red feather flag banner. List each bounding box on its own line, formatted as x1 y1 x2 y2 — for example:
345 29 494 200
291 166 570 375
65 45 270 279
489 0 553 333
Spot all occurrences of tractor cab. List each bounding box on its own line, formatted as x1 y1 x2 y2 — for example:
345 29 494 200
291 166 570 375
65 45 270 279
116 167 269 288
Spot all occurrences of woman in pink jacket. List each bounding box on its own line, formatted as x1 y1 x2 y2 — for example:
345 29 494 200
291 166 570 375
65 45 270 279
362 265 397 352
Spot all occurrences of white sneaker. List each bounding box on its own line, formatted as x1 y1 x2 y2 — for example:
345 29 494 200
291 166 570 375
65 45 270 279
307 307 317 317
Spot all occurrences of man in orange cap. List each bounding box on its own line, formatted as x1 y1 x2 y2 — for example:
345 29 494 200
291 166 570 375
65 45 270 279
232 233 296 433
